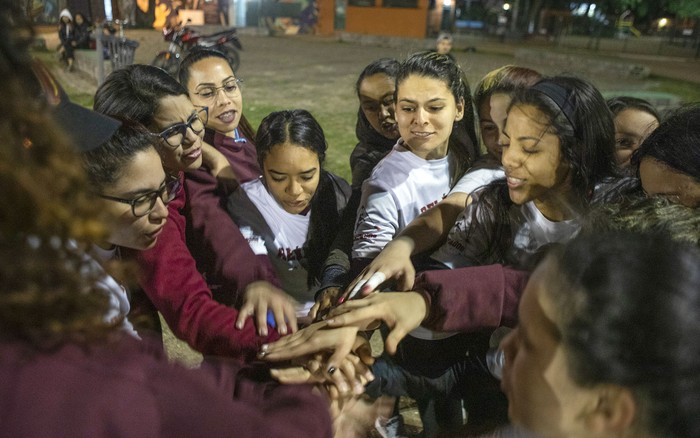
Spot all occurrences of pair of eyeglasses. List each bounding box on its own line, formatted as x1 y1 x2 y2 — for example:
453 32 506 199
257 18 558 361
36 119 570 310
99 177 181 217
192 78 242 102
156 107 209 148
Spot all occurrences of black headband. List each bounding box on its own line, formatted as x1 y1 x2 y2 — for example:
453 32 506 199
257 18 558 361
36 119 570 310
531 81 576 129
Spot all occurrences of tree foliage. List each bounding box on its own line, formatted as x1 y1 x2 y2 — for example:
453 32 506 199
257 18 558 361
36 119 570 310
667 0 700 18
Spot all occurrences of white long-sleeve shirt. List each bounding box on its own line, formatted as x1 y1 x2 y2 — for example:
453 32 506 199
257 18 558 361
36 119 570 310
352 141 453 260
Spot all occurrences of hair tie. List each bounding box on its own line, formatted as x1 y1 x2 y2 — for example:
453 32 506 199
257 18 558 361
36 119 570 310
531 81 576 129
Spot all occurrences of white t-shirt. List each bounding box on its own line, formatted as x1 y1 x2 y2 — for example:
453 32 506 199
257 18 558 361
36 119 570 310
90 244 140 338
449 167 505 197
432 197 581 270
236 178 313 304
352 141 452 260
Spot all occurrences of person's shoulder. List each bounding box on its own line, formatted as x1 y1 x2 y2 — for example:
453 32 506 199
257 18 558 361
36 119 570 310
325 171 350 191
240 177 265 195
367 144 418 180
234 178 269 211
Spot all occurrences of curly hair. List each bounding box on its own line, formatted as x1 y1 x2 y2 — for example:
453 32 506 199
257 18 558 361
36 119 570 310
0 0 115 346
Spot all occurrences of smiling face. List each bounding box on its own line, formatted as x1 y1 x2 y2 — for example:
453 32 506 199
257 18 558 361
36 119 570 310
500 258 599 438
186 57 242 137
263 142 320 214
501 104 573 220
396 74 464 160
153 94 204 171
639 157 700 208
100 148 169 250
358 73 399 141
613 108 659 170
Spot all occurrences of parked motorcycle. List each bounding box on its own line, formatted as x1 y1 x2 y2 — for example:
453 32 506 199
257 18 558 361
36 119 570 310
152 21 242 76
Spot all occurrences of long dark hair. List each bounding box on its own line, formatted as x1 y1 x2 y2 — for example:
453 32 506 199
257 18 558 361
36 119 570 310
352 58 401 187
468 76 617 264
256 110 348 286
178 49 256 140
547 232 700 438
607 95 660 121
81 119 157 191
94 64 187 128
632 103 700 182
396 51 478 185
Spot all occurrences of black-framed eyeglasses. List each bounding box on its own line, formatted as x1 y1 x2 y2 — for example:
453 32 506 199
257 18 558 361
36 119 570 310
156 107 208 148
192 78 242 102
99 177 181 217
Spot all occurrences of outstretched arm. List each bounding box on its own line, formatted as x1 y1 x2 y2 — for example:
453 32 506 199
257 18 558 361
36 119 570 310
343 192 469 299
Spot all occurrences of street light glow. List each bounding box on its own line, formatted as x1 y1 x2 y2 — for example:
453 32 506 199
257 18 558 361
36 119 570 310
659 18 669 28
503 2 511 11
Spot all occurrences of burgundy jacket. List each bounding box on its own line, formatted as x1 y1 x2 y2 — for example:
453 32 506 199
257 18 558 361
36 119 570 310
0 336 332 437
131 173 279 360
415 264 529 332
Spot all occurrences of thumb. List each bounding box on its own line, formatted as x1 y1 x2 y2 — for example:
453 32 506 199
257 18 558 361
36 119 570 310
384 325 409 355
308 301 320 320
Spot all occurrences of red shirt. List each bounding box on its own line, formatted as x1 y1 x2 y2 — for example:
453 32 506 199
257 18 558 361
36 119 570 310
416 264 529 332
0 336 332 437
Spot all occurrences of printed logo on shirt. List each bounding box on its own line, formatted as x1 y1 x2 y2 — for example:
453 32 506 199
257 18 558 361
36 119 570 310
420 200 439 214
353 205 381 242
419 194 448 214
444 215 470 252
277 246 305 262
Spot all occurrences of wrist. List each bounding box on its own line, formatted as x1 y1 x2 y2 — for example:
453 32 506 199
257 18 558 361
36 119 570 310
388 235 416 255
408 291 429 323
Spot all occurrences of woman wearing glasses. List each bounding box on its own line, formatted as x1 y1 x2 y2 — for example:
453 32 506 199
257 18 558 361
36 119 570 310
176 51 292 331
179 49 261 183
82 120 176 252
93 65 296 359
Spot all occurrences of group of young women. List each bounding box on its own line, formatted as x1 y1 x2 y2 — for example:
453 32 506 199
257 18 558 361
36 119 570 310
2 1 700 436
